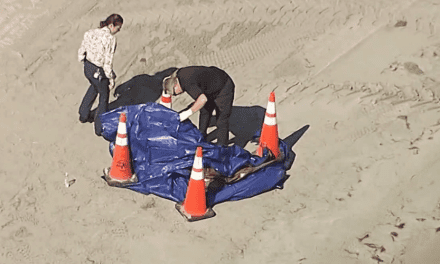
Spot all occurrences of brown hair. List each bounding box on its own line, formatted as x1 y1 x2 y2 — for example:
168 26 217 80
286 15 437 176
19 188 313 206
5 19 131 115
100 14 123 28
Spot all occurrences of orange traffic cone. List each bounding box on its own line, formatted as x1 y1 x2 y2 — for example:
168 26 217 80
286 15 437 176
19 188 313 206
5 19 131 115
159 90 172 109
256 91 280 159
175 146 215 222
103 112 138 187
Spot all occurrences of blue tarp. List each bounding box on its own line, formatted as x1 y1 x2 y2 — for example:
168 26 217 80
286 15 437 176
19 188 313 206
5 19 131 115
100 103 293 207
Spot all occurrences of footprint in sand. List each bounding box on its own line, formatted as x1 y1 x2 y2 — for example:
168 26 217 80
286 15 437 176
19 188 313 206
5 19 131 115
387 61 424 75
403 61 424 75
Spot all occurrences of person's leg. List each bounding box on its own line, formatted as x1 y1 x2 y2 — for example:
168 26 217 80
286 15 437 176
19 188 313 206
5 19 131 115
198 100 215 138
94 77 110 136
78 84 98 123
79 60 99 123
215 109 231 146
214 78 235 146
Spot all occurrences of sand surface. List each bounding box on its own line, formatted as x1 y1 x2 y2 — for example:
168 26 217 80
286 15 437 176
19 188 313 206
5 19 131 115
2 0 440 263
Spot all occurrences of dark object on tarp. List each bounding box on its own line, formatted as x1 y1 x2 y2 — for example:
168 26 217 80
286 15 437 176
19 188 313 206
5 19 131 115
100 103 294 207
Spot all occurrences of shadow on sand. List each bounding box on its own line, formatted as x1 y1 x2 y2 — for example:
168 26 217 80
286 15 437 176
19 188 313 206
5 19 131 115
207 107 309 150
89 67 178 118
91 67 310 154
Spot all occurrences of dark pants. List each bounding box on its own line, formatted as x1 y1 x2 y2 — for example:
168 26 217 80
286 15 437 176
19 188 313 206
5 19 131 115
78 59 110 136
199 77 235 146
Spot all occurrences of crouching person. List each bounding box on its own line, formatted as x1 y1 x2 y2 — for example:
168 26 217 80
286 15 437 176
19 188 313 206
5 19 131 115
163 66 235 146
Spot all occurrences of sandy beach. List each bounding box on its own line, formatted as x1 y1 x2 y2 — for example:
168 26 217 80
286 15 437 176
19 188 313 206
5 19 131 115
2 0 440 263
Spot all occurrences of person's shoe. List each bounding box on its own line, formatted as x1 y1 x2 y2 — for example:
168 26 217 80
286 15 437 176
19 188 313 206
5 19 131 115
79 113 95 123
79 116 88 123
94 122 102 137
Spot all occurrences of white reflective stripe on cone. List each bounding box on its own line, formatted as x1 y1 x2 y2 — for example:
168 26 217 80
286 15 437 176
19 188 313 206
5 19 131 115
117 123 127 135
266 101 276 114
193 155 203 168
191 170 204 181
116 136 128 146
264 115 277 126
191 156 204 181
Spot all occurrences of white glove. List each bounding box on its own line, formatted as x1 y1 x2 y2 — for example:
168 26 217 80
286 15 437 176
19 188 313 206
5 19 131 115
179 109 193 122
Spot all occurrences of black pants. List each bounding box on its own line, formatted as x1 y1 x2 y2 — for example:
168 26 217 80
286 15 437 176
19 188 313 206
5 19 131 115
199 77 235 146
78 59 110 136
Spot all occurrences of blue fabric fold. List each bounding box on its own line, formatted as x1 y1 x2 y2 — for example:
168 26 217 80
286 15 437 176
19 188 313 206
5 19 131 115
100 103 292 206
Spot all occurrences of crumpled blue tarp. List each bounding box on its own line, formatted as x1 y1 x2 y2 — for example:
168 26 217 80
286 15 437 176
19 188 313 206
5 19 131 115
100 103 293 206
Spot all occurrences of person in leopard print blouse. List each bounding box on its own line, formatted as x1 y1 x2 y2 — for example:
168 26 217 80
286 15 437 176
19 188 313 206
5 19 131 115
77 14 123 136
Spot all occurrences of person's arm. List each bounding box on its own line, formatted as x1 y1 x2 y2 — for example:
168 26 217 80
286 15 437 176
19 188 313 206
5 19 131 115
77 32 87 63
190 94 207 112
103 37 116 80
179 94 208 121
